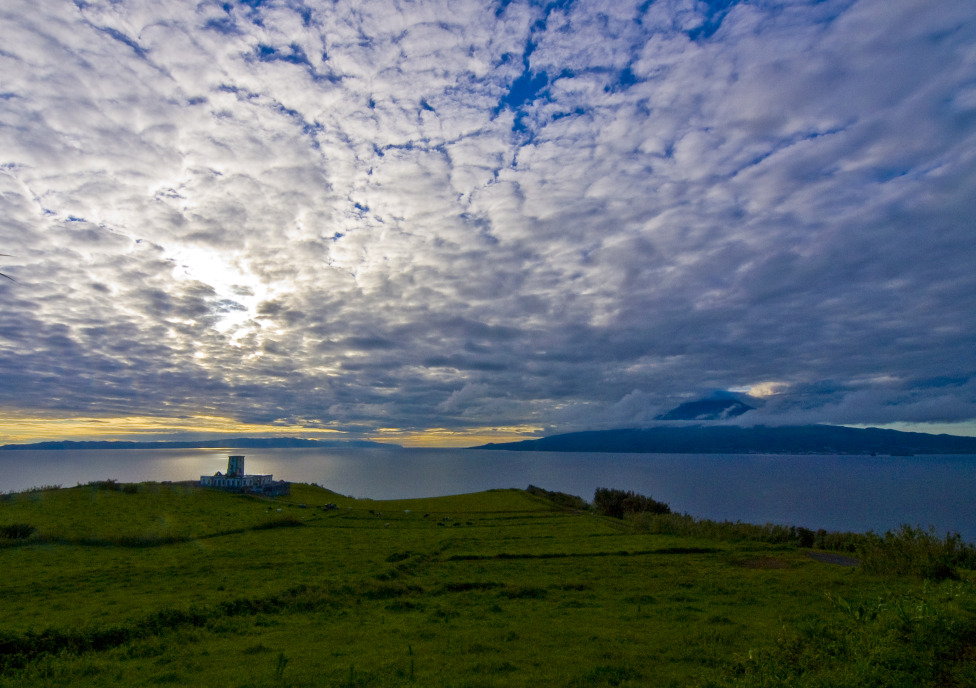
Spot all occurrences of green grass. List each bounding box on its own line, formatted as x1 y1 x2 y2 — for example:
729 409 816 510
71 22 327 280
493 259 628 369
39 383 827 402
1 482 974 687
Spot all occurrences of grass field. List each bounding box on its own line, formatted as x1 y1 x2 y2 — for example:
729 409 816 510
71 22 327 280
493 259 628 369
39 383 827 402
1 481 974 687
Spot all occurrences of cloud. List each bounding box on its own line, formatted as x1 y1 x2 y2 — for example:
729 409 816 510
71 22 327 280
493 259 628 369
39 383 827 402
1 0 975 442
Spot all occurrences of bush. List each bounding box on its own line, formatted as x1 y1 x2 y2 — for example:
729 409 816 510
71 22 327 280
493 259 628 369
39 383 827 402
251 516 305 530
593 487 670 519
0 523 36 540
714 582 976 687
87 479 121 491
857 525 976 581
631 512 866 551
526 485 588 510
630 514 976 580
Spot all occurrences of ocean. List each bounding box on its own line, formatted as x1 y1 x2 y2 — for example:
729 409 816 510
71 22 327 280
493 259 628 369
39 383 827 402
2 446 974 541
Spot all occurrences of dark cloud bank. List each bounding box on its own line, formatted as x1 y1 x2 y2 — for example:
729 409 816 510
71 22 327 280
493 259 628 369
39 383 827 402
1 0 975 441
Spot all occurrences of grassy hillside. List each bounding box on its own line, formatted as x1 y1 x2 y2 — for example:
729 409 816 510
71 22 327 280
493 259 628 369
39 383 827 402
1 481 974 687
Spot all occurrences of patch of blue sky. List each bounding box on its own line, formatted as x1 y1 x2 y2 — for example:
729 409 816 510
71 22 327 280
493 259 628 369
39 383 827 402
552 107 586 122
229 0 268 26
871 167 914 184
271 103 323 144
254 43 311 66
96 26 148 58
217 84 260 100
501 69 550 111
203 17 238 35
497 75 553 138
604 66 638 94
686 0 743 40
728 126 850 178
495 0 515 17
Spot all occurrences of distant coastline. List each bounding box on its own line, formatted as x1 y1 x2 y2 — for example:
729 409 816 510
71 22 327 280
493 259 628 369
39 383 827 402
0 437 401 451
472 424 976 455
6 424 976 455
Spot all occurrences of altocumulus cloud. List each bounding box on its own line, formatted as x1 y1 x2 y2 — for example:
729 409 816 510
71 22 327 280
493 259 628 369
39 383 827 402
1 0 975 443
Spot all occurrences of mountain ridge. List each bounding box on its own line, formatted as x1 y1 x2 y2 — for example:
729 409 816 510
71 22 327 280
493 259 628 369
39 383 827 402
0 437 400 451
471 425 976 455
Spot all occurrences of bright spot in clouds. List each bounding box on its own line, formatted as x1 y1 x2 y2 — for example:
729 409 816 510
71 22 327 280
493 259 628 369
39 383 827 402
1 0 975 445
730 382 790 399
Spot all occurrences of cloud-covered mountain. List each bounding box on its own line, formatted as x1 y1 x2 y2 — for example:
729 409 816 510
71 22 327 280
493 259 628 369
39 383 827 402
656 397 755 421
1 0 975 444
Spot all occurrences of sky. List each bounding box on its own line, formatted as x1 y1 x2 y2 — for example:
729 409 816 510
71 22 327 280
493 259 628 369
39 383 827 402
1 0 975 447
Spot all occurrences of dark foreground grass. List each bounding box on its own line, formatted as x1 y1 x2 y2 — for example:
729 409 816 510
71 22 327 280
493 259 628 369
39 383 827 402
0 482 974 687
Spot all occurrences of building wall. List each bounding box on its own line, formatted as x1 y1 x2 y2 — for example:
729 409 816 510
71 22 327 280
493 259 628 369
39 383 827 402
199 473 289 496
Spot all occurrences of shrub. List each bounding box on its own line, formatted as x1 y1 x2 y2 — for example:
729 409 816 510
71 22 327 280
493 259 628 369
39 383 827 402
716 582 976 687
525 485 589 510
857 525 976 580
593 487 670 519
87 479 121 491
0 523 36 540
630 512 865 551
251 516 304 530
630 514 976 580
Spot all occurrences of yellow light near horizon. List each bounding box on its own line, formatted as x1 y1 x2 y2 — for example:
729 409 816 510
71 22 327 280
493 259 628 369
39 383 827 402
0 413 541 448
0 412 344 445
383 426 545 448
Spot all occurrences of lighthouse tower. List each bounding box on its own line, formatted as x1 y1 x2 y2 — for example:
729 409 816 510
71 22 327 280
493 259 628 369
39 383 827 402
227 455 245 477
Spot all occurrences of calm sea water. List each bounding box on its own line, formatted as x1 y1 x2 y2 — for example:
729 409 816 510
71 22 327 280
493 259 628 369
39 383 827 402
2 447 975 541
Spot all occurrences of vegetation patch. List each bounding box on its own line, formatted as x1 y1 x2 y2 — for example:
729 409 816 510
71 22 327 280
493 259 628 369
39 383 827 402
0 523 35 540
593 487 671 518
498 586 547 600
525 485 588 510
441 581 503 593
712 583 976 687
735 557 790 570
249 516 305 530
0 482 973 687
632 511 976 579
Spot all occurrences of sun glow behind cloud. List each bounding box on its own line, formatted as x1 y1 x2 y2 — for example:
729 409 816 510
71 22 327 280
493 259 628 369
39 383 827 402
729 382 790 398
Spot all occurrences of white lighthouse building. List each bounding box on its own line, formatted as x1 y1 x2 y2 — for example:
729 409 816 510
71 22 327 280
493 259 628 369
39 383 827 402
200 455 288 495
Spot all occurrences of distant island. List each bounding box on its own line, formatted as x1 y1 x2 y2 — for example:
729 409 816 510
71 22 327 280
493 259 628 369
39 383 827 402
0 437 400 451
472 424 976 455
